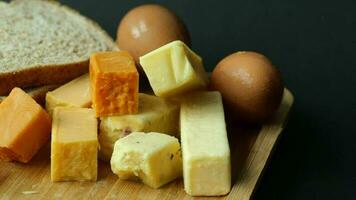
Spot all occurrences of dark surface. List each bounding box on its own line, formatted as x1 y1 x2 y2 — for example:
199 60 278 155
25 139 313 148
60 0 356 199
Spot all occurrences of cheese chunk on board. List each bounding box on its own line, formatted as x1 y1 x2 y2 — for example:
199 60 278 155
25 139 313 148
111 132 182 189
0 88 51 163
180 91 231 196
139 40 208 97
51 107 98 181
46 74 91 116
99 93 179 161
90 51 139 117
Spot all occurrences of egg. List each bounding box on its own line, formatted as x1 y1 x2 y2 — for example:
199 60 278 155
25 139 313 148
117 4 191 66
210 51 284 123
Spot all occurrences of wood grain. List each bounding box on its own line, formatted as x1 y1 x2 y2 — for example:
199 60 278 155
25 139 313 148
0 89 293 200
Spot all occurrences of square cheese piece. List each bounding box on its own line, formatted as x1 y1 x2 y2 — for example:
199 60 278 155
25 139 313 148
46 74 91 116
90 51 139 117
139 40 208 97
0 88 51 163
180 91 231 196
99 93 179 161
51 107 98 181
111 132 182 189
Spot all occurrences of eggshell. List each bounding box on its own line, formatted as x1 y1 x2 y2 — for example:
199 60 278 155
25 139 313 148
117 4 190 66
210 51 284 123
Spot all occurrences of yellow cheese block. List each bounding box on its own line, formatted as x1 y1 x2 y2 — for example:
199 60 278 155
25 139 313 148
99 93 179 161
111 132 182 189
180 91 231 196
0 88 51 163
51 107 98 181
46 74 91 116
139 40 208 97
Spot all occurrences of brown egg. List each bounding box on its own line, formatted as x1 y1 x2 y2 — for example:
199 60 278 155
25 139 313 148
117 4 191 66
210 51 284 123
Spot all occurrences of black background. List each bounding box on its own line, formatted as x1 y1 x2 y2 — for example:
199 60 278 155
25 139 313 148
60 0 356 199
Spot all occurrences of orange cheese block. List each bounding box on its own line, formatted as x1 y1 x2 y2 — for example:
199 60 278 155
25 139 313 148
0 88 51 163
90 51 139 117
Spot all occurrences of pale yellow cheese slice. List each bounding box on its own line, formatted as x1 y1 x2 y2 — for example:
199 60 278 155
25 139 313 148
180 91 231 196
46 74 91 116
139 40 208 97
111 132 182 189
99 93 179 161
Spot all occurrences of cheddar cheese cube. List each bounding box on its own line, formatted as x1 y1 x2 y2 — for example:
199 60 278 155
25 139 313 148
51 107 98 181
46 74 91 116
90 51 139 117
111 132 182 189
139 40 208 97
180 91 231 196
99 93 179 161
0 88 51 163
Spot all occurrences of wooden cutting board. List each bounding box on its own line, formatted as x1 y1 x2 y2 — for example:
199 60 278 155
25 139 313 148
0 89 294 200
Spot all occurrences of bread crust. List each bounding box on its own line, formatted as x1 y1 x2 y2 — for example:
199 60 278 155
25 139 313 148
26 84 59 106
0 60 88 95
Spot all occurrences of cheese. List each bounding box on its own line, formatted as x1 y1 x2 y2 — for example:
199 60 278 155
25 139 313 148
139 40 208 97
111 132 182 189
46 74 91 116
99 93 179 161
0 88 51 163
51 107 98 181
90 51 139 117
180 91 231 196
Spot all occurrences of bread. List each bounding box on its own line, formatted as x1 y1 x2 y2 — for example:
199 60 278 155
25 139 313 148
0 0 118 95
0 85 59 106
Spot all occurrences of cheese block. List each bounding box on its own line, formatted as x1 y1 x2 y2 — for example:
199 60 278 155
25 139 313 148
51 107 98 181
139 40 208 97
46 74 91 116
90 51 139 117
111 132 182 189
99 93 179 161
180 91 231 196
0 88 51 163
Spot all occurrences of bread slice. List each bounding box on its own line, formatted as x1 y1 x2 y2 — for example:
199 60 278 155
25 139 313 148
0 85 59 106
0 0 118 95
